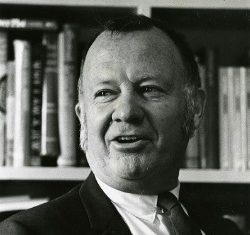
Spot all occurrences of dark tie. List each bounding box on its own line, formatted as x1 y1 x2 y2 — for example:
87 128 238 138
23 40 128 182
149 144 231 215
157 192 202 235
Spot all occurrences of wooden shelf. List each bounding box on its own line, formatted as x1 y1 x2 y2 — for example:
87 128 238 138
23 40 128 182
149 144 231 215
179 169 250 184
1 167 250 183
0 167 90 181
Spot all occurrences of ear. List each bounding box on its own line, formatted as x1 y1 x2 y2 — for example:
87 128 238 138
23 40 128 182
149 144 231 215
193 89 206 129
75 103 82 122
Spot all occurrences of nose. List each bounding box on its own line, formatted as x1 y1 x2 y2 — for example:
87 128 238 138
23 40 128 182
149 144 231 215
112 94 144 124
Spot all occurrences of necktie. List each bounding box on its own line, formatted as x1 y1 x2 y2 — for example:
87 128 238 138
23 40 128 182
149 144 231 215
157 192 202 235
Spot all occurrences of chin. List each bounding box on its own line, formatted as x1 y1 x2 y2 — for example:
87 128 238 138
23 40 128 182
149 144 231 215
110 159 152 181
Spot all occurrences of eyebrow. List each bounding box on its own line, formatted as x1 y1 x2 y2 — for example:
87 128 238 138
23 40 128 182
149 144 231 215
134 75 174 87
93 77 116 85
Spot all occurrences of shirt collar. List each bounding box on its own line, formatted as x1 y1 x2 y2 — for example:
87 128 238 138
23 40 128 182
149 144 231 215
96 177 180 223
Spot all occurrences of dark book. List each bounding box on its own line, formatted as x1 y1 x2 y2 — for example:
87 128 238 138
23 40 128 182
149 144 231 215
204 48 219 168
29 43 44 166
41 32 60 166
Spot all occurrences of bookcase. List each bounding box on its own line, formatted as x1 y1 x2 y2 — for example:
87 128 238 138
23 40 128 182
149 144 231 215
1 0 250 233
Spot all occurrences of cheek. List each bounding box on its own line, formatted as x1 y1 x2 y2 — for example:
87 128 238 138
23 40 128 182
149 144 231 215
85 105 112 148
150 103 185 144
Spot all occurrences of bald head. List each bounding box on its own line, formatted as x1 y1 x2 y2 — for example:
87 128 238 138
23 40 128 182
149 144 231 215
82 27 186 94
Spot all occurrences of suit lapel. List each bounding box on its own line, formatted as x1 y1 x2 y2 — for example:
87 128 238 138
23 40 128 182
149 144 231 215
79 172 131 235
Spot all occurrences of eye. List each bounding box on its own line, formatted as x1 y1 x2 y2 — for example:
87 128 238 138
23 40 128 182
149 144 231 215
140 86 162 94
95 90 113 97
94 89 117 102
141 86 158 93
139 86 164 100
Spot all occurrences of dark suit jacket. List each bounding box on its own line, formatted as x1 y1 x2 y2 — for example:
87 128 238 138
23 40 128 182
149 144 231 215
0 172 243 235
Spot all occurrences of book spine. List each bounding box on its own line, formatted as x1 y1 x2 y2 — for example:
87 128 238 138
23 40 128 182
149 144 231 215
0 18 58 30
0 30 7 166
247 68 250 169
231 68 243 170
6 61 15 166
29 44 44 166
205 48 219 168
239 67 247 171
13 40 31 167
227 67 235 169
41 33 60 161
57 24 78 167
218 67 230 169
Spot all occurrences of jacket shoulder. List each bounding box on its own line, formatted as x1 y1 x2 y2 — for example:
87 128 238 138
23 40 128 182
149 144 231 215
0 184 90 235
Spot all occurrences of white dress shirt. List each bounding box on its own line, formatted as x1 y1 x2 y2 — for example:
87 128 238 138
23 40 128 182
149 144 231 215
96 177 180 235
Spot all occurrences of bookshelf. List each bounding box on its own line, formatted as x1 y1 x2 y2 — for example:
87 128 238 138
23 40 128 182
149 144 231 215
0 0 250 231
2 167 250 184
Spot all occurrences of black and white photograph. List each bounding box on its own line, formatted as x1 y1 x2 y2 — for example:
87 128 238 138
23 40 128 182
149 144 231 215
0 0 249 234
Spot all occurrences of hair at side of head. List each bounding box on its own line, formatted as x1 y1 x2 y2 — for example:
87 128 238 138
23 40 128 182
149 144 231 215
78 14 201 138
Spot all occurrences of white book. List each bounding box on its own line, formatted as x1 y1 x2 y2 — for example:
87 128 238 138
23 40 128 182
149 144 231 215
6 61 15 166
231 68 243 170
239 67 248 171
227 67 235 169
57 25 78 167
219 67 230 169
13 40 31 167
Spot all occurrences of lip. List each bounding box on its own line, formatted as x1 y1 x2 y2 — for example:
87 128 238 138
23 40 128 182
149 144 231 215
110 135 150 152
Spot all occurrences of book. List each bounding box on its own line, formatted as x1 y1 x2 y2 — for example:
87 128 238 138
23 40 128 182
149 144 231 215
29 44 44 166
13 40 31 167
230 68 243 170
5 61 15 166
219 67 230 169
227 67 235 170
239 67 248 171
0 18 58 31
0 30 8 166
246 69 250 169
41 32 60 165
204 48 219 168
57 24 78 167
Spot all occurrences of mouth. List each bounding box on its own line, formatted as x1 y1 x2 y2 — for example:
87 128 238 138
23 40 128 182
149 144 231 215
115 135 142 143
110 135 150 152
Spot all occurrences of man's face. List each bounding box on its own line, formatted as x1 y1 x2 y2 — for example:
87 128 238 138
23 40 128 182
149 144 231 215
76 28 189 194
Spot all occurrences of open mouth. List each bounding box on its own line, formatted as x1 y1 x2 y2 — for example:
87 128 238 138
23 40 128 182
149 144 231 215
110 135 149 152
115 136 142 143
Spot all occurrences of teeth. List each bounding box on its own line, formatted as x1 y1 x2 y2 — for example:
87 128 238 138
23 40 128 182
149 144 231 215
117 136 139 143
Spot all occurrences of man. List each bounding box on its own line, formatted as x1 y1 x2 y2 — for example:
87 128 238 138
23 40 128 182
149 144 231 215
0 14 243 235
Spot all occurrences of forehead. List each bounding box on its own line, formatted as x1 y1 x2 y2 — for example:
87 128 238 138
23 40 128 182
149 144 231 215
82 27 185 83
